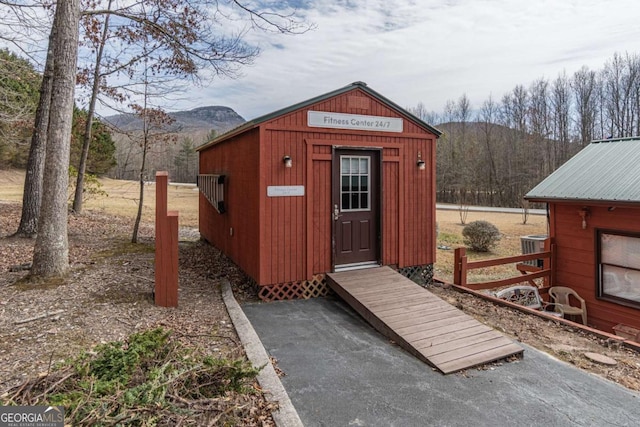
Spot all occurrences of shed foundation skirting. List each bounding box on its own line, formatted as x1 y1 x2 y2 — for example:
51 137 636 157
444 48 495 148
256 264 434 301
398 264 434 287
257 274 330 301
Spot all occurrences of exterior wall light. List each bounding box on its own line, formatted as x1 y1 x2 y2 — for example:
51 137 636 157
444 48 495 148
578 207 590 229
416 151 425 170
283 155 292 168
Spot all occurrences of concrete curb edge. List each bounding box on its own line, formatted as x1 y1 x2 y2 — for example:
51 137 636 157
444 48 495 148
221 279 304 427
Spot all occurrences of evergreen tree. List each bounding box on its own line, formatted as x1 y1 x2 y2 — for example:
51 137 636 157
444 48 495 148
0 49 40 167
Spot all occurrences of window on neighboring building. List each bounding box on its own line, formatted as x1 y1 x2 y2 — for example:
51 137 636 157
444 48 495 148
197 174 225 214
597 230 640 308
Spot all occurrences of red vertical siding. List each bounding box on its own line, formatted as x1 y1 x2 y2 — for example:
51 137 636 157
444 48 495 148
200 88 438 288
312 158 332 273
257 90 439 284
198 129 261 280
401 137 434 267
382 153 399 265
258 128 308 285
551 203 640 332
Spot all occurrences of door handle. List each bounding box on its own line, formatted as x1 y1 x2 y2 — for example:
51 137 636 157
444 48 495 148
334 204 342 221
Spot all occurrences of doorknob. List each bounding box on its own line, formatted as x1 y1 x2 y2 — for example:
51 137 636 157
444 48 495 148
334 204 342 221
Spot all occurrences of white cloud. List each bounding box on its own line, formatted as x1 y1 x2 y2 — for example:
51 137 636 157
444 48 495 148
162 0 640 120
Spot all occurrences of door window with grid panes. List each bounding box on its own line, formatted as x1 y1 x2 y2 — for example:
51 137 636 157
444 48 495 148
340 156 370 212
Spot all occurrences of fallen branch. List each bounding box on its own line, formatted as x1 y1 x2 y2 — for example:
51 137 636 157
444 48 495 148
38 371 75 401
15 310 65 325
115 317 135 328
131 274 154 283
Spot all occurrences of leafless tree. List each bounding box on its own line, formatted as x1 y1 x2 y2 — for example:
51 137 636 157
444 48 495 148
436 99 457 203
7 0 309 277
528 78 551 174
419 50 640 210
551 72 572 167
407 101 440 125
130 92 176 243
601 52 639 138
521 200 530 225
571 66 599 146
0 0 50 58
477 95 500 205
72 0 311 213
9 0 311 240
455 94 473 201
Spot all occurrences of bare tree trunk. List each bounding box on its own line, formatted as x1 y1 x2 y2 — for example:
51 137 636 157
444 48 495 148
72 1 112 214
131 140 148 244
14 24 56 237
572 66 597 146
132 73 150 244
31 0 80 277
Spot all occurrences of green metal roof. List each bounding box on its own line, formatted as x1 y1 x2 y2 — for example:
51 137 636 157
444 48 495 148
196 81 441 152
525 137 640 204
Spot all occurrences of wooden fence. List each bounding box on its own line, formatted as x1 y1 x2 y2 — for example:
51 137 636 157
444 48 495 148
453 238 554 291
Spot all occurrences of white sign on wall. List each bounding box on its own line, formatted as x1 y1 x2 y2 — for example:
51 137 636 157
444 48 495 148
267 185 305 197
307 111 403 133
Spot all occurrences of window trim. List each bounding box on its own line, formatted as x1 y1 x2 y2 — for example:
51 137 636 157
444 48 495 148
197 174 226 214
596 228 640 310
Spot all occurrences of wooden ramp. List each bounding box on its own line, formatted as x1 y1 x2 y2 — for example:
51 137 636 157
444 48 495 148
327 266 523 374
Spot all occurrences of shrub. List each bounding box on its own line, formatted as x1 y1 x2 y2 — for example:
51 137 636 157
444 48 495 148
3 328 263 425
68 165 107 205
462 220 501 252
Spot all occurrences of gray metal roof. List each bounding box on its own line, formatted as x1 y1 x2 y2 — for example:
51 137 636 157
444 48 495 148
196 81 441 152
525 137 640 204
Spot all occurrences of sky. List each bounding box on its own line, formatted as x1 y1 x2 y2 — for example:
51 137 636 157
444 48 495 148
174 0 640 122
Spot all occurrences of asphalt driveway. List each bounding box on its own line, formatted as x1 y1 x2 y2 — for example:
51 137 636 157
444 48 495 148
242 296 640 427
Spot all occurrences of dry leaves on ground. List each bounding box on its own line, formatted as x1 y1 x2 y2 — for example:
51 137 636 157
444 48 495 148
429 284 640 390
0 202 273 426
2 199 640 422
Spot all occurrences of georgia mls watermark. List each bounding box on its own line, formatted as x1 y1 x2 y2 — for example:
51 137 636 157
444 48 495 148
0 406 64 427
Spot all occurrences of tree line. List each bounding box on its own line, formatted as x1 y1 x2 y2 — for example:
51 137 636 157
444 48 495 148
112 132 209 185
411 52 640 208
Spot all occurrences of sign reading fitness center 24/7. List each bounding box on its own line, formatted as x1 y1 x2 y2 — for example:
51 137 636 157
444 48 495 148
307 111 403 133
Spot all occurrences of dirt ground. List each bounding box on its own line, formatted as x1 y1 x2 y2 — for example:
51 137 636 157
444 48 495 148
428 283 640 389
433 208 640 389
1 180 640 416
0 202 272 425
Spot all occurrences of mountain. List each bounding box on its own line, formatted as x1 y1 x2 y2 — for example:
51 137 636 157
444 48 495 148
105 106 245 134
106 106 246 182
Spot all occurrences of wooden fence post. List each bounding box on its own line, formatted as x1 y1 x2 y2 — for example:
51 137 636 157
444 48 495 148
543 237 555 287
155 171 179 307
460 251 468 287
454 247 466 286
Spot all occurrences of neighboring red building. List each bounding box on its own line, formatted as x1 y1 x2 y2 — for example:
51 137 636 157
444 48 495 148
526 137 640 335
196 82 441 301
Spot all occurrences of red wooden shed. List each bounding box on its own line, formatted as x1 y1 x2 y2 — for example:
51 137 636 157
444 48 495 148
196 82 441 301
526 137 640 337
